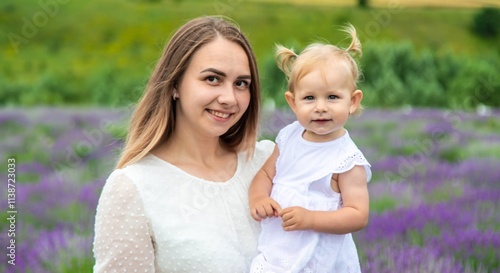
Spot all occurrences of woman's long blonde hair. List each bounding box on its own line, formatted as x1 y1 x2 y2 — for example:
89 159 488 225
276 23 364 116
116 16 261 168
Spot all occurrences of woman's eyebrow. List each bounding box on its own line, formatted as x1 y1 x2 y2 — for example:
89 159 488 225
201 68 226 77
201 68 251 80
237 75 252 80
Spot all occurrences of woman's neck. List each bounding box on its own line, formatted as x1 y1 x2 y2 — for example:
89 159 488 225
152 130 238 182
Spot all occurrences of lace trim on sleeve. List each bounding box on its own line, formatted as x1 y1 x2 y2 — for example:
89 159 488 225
335 151 372 183
275 127 287 151
93 170 156 272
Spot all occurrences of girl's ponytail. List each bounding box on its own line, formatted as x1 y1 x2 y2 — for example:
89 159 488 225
342 23 362 57
275 45 298 80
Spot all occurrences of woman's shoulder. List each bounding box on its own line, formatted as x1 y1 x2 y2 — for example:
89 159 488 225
255 139 275 153
99 168 142 204
104 155 164 188
105 168 129 185
120 154 163 176
240 140 275 171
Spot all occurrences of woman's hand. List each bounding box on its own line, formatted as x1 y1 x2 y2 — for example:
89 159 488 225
280 206 315 231
250 196 282 221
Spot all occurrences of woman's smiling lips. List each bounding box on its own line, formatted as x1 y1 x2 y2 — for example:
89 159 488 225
207 109 232 119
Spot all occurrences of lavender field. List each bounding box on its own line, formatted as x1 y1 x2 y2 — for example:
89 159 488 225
1 107 499 272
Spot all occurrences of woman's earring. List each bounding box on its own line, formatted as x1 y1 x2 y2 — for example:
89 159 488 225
173 93 179 100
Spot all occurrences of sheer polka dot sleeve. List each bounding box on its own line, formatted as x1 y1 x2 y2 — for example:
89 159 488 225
93 170 155 272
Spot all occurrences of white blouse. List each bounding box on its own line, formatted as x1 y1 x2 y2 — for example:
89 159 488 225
93 140 275 273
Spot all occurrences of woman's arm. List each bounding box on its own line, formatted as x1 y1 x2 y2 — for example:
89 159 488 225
93 172 156 272
249 145 282 221
280 165 369 234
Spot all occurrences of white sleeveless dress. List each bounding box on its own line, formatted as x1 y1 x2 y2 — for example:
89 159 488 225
251 121 371 273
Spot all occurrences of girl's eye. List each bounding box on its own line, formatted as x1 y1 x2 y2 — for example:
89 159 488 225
206 76 220 84
304 96 314 100
328 95 339 100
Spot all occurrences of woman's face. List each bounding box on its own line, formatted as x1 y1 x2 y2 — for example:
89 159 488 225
174 37 252 139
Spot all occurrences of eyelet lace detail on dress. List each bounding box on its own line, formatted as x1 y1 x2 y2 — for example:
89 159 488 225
334 150 372 182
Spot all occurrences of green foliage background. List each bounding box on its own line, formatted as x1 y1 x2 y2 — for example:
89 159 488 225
1 0 499 109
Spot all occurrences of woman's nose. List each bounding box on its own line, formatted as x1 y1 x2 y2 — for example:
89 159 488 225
217 85 237 106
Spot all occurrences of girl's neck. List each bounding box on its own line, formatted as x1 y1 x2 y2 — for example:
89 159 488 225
302 127 346 143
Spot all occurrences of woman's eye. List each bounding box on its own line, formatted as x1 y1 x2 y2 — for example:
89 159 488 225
206 76 220 84
235 80 250 89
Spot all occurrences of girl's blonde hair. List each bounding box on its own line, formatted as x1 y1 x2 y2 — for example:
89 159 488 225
276 23 364 116
116 16 261 168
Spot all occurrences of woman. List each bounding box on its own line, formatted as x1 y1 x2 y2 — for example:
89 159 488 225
93 16 274 272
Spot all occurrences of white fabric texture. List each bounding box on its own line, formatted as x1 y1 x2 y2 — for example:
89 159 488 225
251 121 371 273
93 140 275 273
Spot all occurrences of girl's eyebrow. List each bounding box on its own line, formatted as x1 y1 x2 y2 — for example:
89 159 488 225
201 68 251 80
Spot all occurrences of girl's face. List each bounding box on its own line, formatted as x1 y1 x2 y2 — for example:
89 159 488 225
285 62 362 142
174 37 252 139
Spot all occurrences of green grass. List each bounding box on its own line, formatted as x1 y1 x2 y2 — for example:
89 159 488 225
370 195 398 213
1 0 499 106
424 181 464 203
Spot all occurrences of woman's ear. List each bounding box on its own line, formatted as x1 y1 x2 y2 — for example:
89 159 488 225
350 89 363 114
284 91 296 112
172 85 181 100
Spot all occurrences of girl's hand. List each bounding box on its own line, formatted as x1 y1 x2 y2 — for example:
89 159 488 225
280 206 315 231
250 196 282 221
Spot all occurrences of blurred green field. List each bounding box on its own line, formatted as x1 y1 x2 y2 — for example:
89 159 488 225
1 0 499 107
253 0 500 8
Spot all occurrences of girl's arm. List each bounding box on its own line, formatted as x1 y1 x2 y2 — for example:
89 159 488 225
280 165 369 234
249 145 282 221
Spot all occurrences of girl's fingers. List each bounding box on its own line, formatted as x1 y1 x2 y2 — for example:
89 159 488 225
264 204 276 217
251 208 261 221
271 201 282 212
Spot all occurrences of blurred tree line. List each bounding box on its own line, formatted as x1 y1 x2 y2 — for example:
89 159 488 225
0 4 499 110
261 41 500 110
2 39 498 110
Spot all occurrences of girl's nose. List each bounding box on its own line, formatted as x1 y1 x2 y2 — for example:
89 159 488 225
315 99 327 112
